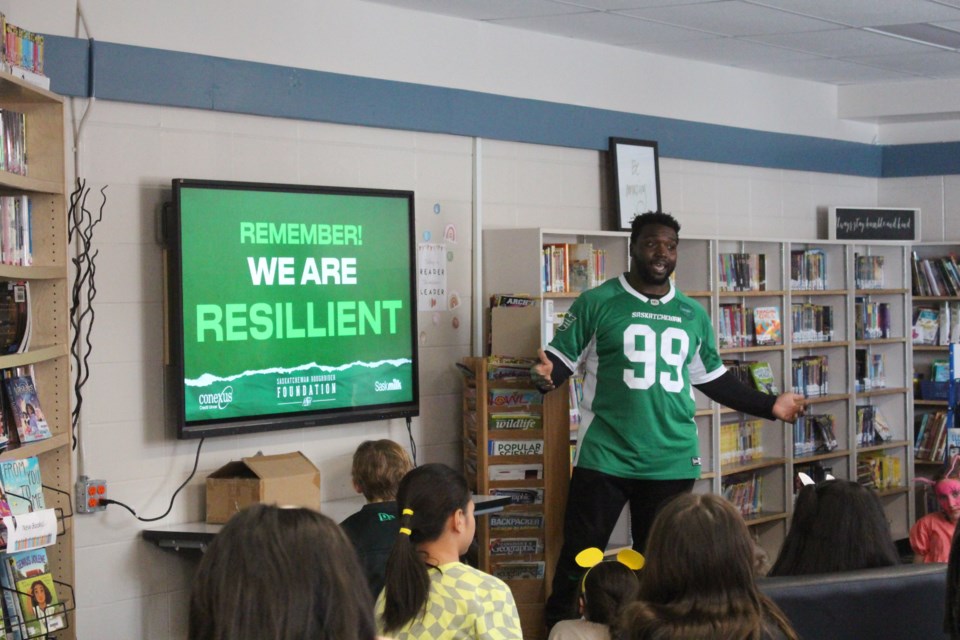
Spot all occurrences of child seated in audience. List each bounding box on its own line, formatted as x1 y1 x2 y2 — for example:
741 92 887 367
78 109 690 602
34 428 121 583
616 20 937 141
911 457 960 563
621 493 798 640
189 503 379 640
377 463 523 639
768 479 899 576
340 439 414 597
547 548 642 640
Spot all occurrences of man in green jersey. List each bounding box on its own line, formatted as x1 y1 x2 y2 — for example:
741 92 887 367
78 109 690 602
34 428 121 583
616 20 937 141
533 212 806 628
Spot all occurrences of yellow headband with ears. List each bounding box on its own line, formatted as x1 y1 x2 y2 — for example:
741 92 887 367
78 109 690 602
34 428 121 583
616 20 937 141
575 547 645 593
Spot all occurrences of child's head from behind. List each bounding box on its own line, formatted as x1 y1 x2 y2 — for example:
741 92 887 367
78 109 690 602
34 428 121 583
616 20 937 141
639 492 757 602
581 561 640 626
770 479 898 576
189 503 376 640
352 439 413 502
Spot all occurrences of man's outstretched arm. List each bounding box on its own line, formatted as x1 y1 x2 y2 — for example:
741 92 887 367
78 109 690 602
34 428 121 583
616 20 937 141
695 371 806 422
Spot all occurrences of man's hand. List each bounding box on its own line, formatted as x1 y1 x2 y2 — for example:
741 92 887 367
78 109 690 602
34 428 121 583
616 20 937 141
531 348 555 392
772 392 806 422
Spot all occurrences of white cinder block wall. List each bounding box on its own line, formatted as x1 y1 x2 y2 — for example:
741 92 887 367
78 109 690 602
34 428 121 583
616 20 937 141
3 0 959 638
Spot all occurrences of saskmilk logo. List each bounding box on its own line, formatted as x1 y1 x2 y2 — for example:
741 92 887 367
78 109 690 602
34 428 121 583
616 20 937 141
198 386 234 411
375 379 402 392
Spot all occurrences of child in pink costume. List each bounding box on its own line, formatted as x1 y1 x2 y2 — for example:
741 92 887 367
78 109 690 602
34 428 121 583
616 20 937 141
911 456 960 564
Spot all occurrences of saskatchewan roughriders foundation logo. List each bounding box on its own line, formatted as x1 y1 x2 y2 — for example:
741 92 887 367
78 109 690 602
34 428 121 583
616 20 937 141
558 312 576 332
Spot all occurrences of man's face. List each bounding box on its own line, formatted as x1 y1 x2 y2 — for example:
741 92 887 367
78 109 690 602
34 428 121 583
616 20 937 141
631 223 678 286
937 479 960 522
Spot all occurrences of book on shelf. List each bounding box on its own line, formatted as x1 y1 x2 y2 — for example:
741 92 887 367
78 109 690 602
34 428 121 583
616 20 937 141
0 457 44 515
791 355 829 398
791 302 833 344
3 376 51 445
488 439 544 456
718 303 751 348
542 243 569 293
15 572 64 636
567 243 594 293
7 548 64 637
854 254 885 290
753 306 782 346
489 512 544 530
912 307 940 345
793 414 837 457
790 248 827 290
855 298 890 340
0 282 28 356
718 253 766 292
748 361 778 395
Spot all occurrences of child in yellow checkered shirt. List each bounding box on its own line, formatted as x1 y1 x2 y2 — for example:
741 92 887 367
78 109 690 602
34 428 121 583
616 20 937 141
376 463 522 640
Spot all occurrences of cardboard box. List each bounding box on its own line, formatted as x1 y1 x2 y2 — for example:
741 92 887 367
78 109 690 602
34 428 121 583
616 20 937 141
489 306 540 357
205 451 321 524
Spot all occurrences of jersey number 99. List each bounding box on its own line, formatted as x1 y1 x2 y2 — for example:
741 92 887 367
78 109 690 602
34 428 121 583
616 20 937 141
623 326 689 392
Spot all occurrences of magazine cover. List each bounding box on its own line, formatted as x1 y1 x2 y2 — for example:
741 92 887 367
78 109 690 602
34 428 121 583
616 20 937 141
3 376 51 444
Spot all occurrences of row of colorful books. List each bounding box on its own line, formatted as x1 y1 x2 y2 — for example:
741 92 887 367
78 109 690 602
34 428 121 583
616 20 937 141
912 302 960 346
719 419 764 466
791 303 833 344
792 414 838 457
911 253 960 297
718 253 766 292
722 472 763 518
723 359 778 395
0 198 30 267
854 349 885 392
790 248 828 290
857 452 902 491
854 299 891 340
855 405 893 448
914 411 957 463
0 15 44 77
717 304 782 348
541 243 607 293
0 283 29 358
791 355 829 398
0 110 25 178
854 254 885 290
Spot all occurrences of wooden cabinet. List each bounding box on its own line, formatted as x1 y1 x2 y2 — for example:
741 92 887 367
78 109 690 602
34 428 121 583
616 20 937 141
0 72 74 637
477 228 915 574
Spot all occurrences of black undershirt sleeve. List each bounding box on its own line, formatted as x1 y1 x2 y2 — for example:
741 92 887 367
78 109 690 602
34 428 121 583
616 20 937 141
694 370 778 421
539 350 573 393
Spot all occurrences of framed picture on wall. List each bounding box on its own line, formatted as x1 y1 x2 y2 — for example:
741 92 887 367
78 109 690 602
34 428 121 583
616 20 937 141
609 137 661 231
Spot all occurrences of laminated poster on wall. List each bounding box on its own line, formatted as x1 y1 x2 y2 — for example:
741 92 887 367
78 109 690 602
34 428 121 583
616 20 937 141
417 243 447 311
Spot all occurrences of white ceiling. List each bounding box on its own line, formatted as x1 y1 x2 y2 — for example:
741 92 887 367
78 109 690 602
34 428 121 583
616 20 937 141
367 0 960 86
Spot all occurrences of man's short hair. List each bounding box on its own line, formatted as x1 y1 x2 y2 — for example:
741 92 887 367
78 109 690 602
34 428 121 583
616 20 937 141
630 211 681 244
351 439 413 502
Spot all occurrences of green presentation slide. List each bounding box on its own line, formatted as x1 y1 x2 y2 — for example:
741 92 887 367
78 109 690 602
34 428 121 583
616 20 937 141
178 187 415 423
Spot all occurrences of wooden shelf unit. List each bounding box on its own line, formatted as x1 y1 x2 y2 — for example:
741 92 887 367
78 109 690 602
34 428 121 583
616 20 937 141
461 356 568 640
0 72 74 638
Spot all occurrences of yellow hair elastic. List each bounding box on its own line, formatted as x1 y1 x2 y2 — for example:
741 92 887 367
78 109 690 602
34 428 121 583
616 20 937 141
399 527 412 536
402 508 414 516
575 547 645 593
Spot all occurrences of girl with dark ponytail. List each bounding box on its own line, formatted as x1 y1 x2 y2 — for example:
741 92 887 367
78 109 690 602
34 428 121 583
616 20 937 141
377 463 522 639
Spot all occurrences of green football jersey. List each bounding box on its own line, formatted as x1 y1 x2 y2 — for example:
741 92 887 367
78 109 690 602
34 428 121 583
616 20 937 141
547 275 724 480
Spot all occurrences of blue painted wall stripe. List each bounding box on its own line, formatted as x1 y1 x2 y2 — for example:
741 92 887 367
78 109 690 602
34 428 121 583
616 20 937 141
41 35 952 178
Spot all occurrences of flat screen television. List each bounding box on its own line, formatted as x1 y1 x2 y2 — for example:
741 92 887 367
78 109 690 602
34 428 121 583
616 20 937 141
165 179 419 439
